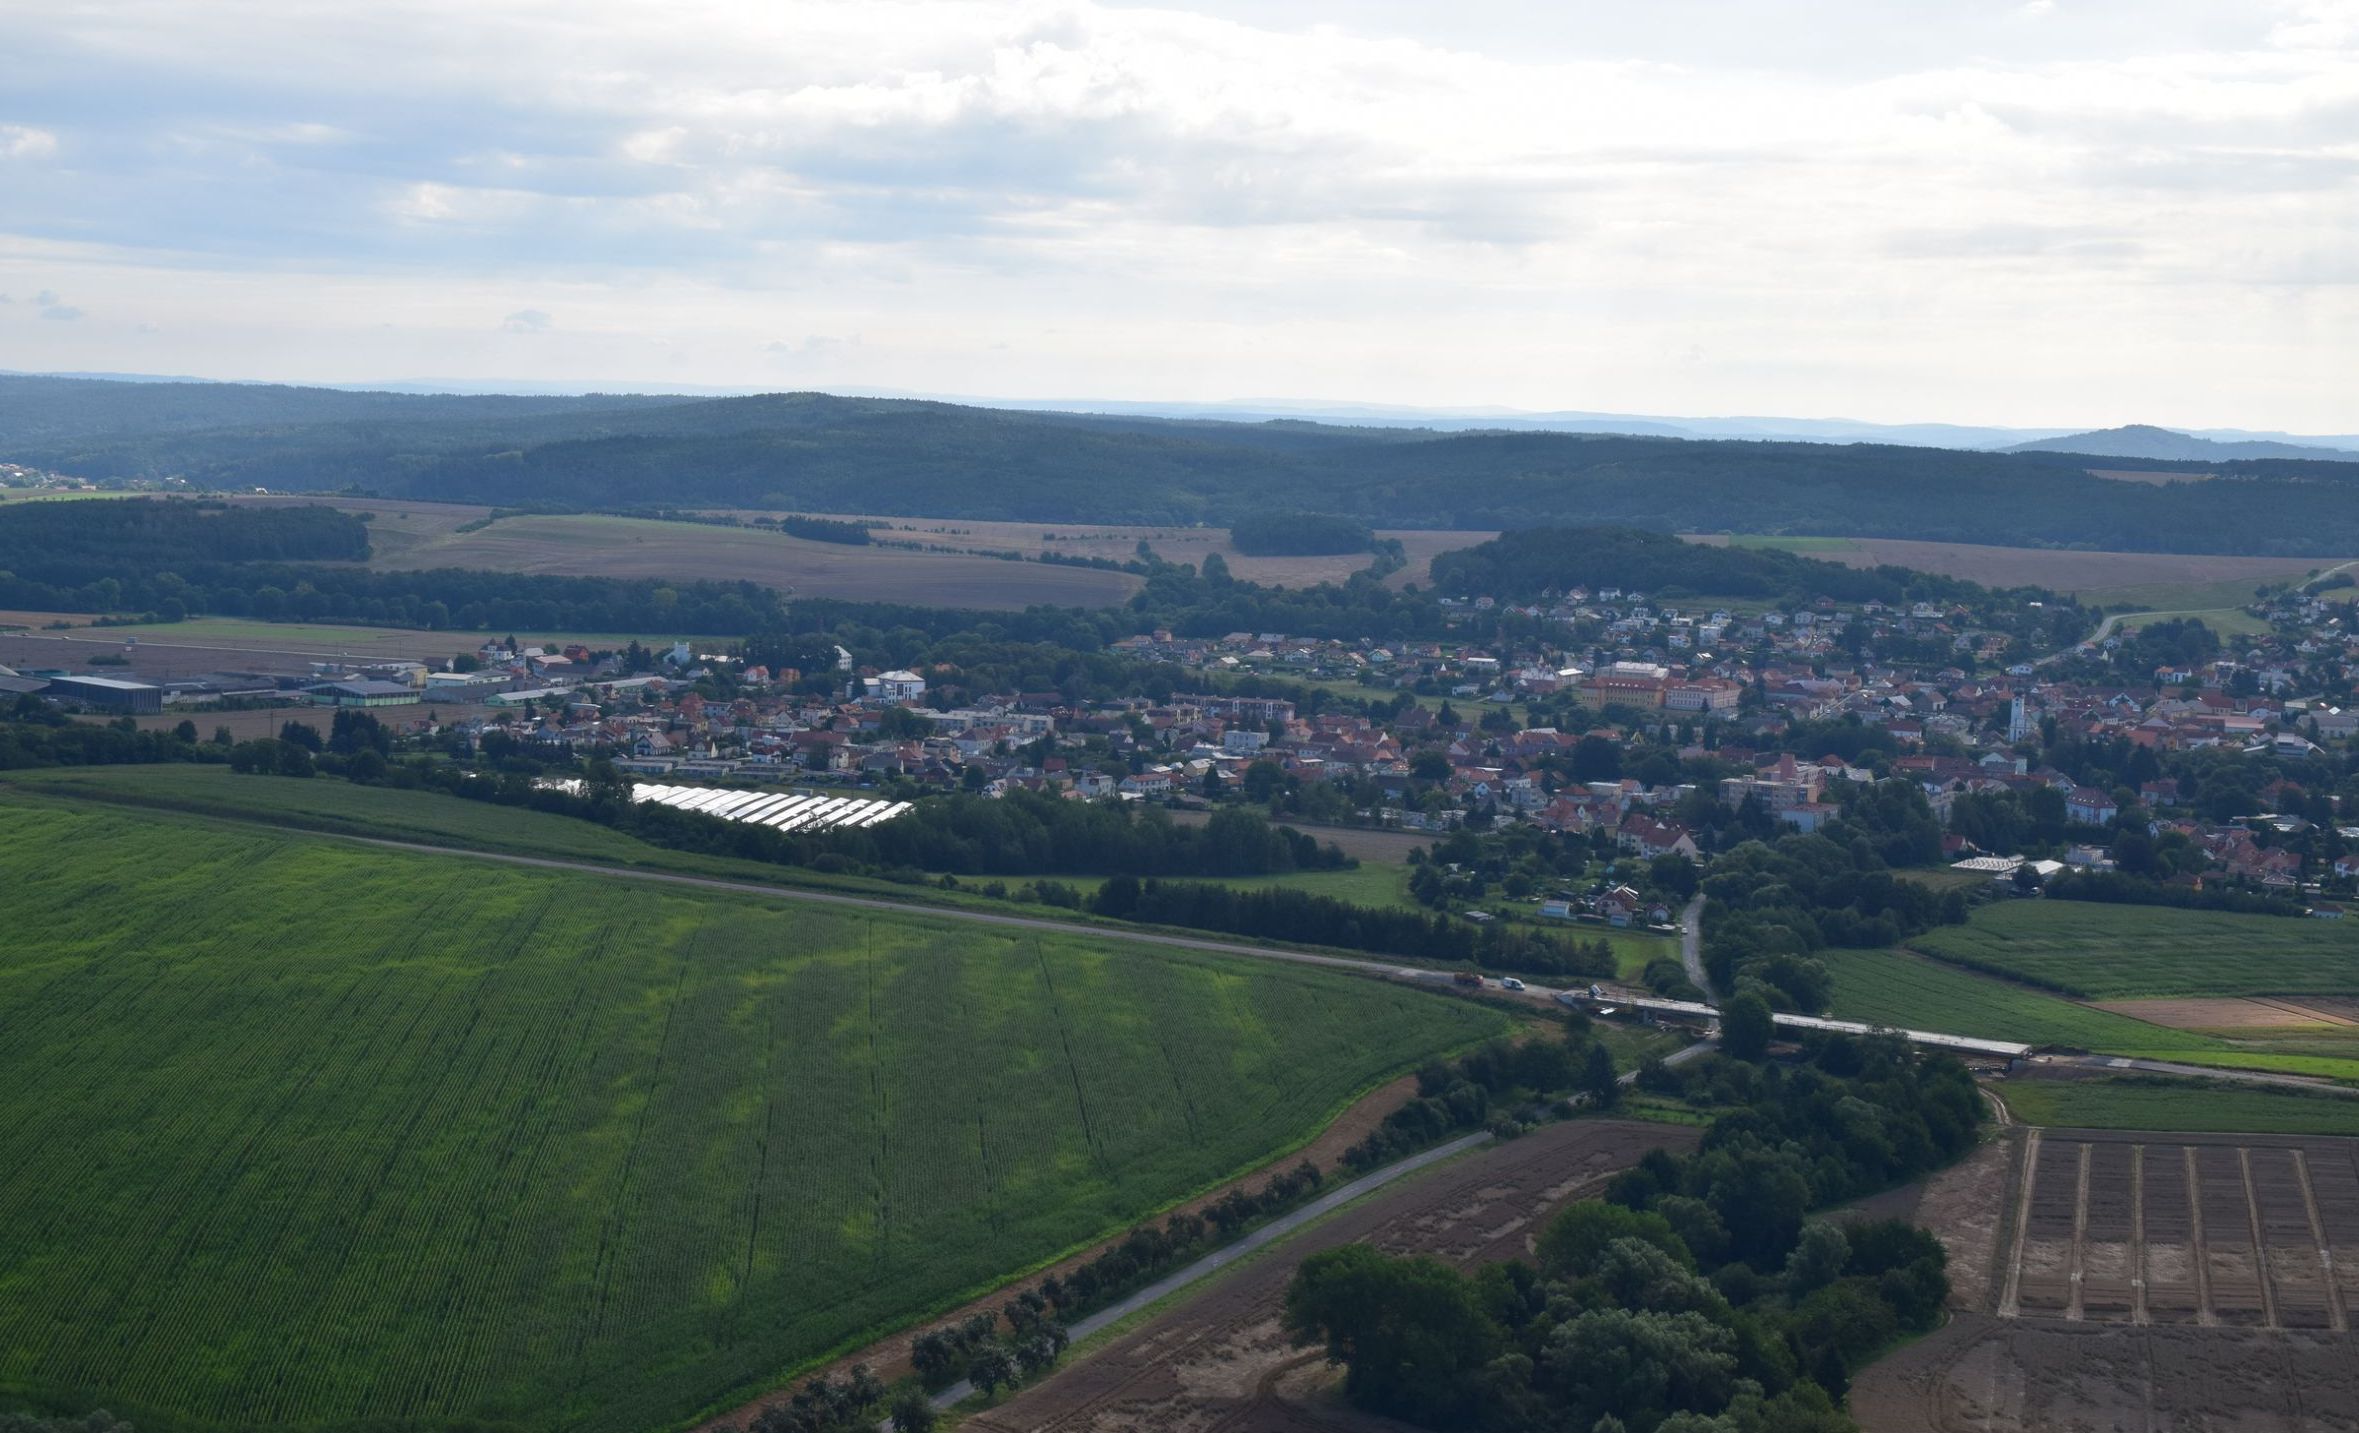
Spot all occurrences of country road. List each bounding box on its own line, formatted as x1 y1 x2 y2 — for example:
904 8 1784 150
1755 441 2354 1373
1679 893 1713 1001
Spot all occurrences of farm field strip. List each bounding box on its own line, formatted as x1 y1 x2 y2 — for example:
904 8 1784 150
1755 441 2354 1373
1912 902 2359 1000
0 796 1503 1433
1818 949 2359 1082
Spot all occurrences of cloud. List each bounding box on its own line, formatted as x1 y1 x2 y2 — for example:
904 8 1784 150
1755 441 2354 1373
0 2 2352 427
34 290 83 320
765 334 862 361
0 125 57 161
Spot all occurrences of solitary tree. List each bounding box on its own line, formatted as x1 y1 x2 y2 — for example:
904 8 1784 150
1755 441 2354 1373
1720 992 1774 1061
1582 1043 1620 1108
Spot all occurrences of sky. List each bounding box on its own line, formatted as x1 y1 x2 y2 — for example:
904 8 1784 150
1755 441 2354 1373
0 0 2354 429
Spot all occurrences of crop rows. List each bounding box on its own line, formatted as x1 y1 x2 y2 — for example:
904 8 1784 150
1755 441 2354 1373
0 797 1500 1432
1914 902 2359 1000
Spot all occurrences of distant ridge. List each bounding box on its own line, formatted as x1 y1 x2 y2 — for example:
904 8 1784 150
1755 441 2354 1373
2008 423 2359 462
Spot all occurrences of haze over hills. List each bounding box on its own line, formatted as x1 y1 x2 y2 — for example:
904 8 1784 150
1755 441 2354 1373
16 369 2359 454
13 373 2359 556
2007 424 2359 462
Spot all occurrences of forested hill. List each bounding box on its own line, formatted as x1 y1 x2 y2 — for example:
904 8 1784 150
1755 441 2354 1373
15 376 2359 555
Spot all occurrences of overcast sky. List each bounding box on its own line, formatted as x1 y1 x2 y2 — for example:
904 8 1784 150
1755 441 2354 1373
1 0 2353 428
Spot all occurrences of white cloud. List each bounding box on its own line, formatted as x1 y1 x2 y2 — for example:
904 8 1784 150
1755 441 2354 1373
501 308 553 333
0 125 58 160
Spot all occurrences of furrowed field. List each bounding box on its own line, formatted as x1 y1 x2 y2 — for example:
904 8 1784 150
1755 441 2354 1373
0 797 1502 1433
1910 900 2359 998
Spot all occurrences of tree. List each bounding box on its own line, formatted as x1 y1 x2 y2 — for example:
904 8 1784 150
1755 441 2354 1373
278 719 322 752
172 719 198 743
1583 1042 1620 1108
1538 1202 1691 1279
888 1392 938 1433
1284 1244 1502 1425
968 1345 1018 1400
348 748 389 784
1783 1221 1850 1296
1719 991 1774 1061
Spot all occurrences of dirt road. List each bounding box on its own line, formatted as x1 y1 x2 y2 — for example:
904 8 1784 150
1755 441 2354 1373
962 1119 1702 1433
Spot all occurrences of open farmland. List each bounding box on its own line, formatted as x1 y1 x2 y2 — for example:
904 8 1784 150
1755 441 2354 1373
1818 948 2359 1082
2003 1075 2359 1138
0 796 1502 1433
1912 900 2359 1000
243 495 1488 593
1684 532 2345 606
1852 1129 2359 1432
368 511 1144 609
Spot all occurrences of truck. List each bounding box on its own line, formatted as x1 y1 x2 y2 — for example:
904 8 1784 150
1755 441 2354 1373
1453 971 1484 989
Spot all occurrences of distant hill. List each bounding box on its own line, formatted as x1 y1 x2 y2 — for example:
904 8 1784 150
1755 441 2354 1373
2007 424 2359 462
15 376 2359 556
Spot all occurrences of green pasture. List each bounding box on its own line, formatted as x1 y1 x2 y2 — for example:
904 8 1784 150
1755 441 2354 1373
1818 948 2359 1083
1911 900 2359 999
2004 1076 2359 1138
0 795 1502 1433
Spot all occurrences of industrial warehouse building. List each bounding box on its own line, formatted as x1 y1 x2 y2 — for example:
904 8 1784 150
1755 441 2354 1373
304 679 421 709
45 675 163 715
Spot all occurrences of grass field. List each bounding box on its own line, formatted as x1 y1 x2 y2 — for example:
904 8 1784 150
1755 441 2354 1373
2 767 1467 934
1911 901 2359 1000
2004 1076 2359 1137
1818 948 2359 1082
1680 533 2338 637
0 795 1503 1433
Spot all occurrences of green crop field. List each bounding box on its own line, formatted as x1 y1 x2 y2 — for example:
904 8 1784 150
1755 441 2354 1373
2004 1077 2359 1137
0 796 1502 1433
1911 900 2359 999
1818 948 2359 1083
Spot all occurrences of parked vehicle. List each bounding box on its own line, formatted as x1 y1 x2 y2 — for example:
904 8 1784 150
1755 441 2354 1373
1501 977 1527 992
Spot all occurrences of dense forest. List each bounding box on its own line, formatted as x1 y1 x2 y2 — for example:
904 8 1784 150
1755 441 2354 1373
16 377 2359 554
1228 510 1375 556
1430 526 2031 606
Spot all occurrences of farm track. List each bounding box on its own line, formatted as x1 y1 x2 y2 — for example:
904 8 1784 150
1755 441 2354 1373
960 1120 1701 1433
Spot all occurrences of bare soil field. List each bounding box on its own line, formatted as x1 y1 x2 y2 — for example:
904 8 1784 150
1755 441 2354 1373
1166 809 1437 866
2088 468 2218 485
0 626 476 679
1683 532 2342 602
370 512 1144 609
964 1119 1699 1433
1851 1126 2359 1431
769 514 1490 590
2099 997 2359 1033
229 495 1487 602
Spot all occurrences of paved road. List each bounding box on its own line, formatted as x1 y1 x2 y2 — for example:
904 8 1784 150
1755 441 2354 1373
1678 894 1713 1001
